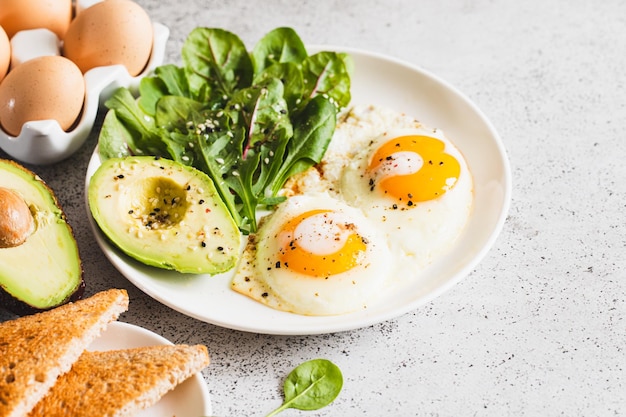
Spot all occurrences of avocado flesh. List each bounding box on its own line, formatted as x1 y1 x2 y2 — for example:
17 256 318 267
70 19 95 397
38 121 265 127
0 159 84 315
88 156 241 274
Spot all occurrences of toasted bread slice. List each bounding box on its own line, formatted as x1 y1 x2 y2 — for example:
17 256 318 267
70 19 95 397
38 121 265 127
30 344 210 417
0 289 129 417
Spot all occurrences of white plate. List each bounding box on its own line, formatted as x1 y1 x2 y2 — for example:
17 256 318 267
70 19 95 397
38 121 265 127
85 47 511 335
88 321 212 416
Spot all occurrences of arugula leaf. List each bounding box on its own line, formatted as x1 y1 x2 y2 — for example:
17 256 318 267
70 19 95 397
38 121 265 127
221 78 292 232
194 126 246 228
265 359 343 416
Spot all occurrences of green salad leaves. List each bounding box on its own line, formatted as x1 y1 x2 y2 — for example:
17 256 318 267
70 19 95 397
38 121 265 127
98 27 352 233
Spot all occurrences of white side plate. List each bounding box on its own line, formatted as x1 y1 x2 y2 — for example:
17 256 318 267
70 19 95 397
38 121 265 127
88 321 212 416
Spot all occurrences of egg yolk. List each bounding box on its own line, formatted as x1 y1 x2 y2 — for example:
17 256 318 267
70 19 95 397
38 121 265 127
277 209 367 278
368 135 460 204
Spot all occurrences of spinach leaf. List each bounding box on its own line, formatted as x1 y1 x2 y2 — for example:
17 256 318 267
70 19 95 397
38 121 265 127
271 95 336 195
301 51 352 109
265 359 343 416
254 62 304 112
98 110 138 159
251 27 308 77
155 64 193 98
182 27 253 102
155 95 204 130
99 88 168 159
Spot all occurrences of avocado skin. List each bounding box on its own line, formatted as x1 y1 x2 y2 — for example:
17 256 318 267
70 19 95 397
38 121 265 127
0 280 85 316
0 159 84 315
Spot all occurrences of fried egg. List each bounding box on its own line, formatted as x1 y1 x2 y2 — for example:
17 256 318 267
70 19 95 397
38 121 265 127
231 193 393 316
233 104 473 316
287 104 473 270
340 127 473 269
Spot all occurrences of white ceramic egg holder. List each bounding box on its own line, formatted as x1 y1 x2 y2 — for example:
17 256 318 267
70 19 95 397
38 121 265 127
0 2 170 165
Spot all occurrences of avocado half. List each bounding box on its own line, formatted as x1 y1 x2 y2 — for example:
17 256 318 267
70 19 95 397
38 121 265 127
0 159 84 315
88 156 241 274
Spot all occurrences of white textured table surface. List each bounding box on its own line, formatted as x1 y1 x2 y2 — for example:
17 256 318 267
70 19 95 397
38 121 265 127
1 1 625 416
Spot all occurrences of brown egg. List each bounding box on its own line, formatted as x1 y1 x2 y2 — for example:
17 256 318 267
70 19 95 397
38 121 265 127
63 0 153 76
0 55 85 137
0 187 34 248
0 0 72 39
0 26 9 82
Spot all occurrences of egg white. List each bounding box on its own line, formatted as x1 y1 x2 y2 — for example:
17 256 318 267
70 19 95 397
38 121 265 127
231 193 393 316
340 126 473 270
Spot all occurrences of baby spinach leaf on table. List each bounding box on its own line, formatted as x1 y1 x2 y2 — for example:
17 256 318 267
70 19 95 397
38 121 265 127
265 358 343 416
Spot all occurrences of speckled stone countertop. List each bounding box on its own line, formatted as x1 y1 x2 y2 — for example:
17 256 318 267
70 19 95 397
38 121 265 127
1 1 625 416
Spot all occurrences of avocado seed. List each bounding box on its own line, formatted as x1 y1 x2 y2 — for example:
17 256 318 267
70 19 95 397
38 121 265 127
0 187 35 248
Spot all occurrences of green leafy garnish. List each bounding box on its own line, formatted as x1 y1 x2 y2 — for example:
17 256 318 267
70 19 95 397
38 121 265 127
98 26 352 233
265 359 343 416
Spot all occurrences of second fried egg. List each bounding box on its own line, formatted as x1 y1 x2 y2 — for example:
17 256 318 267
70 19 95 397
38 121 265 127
231 193 392 316
340 126 473 269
